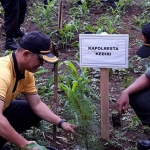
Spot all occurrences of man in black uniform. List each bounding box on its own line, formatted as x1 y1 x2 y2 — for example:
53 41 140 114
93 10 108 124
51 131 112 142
116 23 150 150
0 0 26 50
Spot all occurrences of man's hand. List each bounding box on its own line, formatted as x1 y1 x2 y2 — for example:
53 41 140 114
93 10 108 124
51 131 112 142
61 122 76 134
116 91 130 116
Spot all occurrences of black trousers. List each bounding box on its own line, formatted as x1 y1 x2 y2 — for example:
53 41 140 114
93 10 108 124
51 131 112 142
0 0 27 38
0 100 41 148
130 88 150 126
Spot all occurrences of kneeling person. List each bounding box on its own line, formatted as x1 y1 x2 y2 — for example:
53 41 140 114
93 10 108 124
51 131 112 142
0 31 76 150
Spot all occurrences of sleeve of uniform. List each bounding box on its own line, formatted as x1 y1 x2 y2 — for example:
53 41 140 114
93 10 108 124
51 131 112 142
22 72 37 95
145 68 150 79
0 69 10 102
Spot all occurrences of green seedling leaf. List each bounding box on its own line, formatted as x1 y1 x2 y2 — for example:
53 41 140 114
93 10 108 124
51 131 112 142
35 122 46 131
96 28 102 34
23 143 48 150
131 25 142 31
3 50 12 56
64 61 78 76
71 41 79 47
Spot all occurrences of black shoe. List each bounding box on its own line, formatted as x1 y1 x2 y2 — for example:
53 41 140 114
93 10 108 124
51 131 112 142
5 38 19 50
2 145 11 150
13 28 25 38
77 0 83 5
108 0 117 9
137 139 150 150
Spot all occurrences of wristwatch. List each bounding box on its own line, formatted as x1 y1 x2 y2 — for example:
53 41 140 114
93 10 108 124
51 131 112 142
58 119 67 128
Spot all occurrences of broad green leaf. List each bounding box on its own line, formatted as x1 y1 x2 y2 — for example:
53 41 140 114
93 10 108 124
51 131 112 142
23 143 48 150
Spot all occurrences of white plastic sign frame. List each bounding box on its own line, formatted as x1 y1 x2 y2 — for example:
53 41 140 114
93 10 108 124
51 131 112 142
79 34 129 68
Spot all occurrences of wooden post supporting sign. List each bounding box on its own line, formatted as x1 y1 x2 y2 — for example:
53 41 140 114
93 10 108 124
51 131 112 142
79 34 129 141
100 68 109 140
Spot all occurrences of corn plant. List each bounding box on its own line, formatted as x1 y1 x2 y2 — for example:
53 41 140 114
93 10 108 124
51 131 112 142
105 19 117 34
70 0 89 18
97 14 120 34
133 12 149 27
36 76 54 99
56 19 81 48
80 0 89 15
34 66 48 77
136 0 150 25
83 23 104 33
111 0 133 16
28 0 57 35
58 60 100 149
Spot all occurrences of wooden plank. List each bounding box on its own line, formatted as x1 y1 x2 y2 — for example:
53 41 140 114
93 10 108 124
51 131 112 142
100 68 109 140
58 0 62 29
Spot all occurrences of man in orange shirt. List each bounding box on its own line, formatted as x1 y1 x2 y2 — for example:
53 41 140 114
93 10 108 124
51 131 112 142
0 31 76 150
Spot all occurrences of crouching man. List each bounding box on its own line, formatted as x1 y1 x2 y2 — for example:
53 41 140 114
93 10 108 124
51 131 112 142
0 31 76 150
117 22 150 150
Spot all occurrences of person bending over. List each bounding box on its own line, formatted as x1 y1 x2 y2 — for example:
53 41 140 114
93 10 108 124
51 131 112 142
0 31 76 150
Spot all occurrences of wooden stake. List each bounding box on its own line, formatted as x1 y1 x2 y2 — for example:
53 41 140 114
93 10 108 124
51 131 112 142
58 0 62 29
100 68 109 140
53 0 63 147
53 62 58 147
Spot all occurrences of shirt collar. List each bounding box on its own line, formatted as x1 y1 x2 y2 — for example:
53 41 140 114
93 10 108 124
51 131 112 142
12 51 25 80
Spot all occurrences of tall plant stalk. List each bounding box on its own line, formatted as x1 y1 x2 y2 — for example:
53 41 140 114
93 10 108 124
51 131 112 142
58 60 98 149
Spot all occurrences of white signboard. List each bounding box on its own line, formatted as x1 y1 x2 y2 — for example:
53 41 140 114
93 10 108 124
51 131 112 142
79 34 129 68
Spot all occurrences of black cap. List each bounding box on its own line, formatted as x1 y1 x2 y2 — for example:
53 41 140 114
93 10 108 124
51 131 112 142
19 31 58 63
136 23 150 58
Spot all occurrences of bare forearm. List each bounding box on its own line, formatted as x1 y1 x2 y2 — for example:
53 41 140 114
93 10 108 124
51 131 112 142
123 74 150 95
0 115 28 149
31 102 61 125
26 95 76 134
